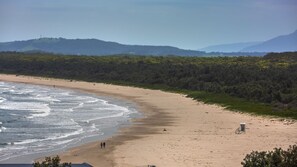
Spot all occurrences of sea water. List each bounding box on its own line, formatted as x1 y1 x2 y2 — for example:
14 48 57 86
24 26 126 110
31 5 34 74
0 82 139 162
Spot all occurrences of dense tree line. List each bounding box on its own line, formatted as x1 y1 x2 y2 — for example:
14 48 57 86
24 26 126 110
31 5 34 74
0 52 296 113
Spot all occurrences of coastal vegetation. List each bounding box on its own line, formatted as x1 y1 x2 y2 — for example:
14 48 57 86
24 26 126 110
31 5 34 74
242 145 297 167
0 51 297 119
33 155 71 167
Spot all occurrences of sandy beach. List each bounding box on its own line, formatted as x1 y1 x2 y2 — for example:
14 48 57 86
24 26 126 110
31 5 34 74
0 74 296 167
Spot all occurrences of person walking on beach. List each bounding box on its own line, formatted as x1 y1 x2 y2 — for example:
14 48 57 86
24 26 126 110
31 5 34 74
103 142 106 148
100 142 103 149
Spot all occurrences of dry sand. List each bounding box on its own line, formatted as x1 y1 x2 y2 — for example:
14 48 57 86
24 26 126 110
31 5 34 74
0 74 296 167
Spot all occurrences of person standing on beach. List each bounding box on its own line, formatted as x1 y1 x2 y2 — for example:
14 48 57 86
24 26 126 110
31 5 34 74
100 142 103 149
103 142 106 148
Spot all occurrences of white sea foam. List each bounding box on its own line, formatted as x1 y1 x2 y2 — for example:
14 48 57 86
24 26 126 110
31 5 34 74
14 139 40 145
55 108 74 112
86 98 99 103
30 95 61 103
85 110 126 122
49 128 84 140
15 128 84 146
0 126 6 133
0 101 51 118
0 124 6 132
30 103 51 118
64 101 89 113
0 97 6 103
100 99 109 105
27 106 51 118
54 139 74 146
90 123 96 129
95 105 131 113
12 89 33 95
8 89 15 93
70 119 78 124
73 102 84 110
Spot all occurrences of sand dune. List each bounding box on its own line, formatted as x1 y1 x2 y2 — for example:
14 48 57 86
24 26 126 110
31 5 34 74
0 74 296 167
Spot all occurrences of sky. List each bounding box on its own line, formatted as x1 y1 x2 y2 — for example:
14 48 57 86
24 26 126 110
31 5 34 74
0 0 297 49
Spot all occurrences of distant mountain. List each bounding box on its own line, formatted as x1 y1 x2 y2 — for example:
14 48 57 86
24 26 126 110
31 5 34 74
0 38 205 56
241 30 297 52
200 42 261 52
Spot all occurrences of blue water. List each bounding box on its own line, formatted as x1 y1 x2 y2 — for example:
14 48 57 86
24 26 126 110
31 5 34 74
0 82 138 162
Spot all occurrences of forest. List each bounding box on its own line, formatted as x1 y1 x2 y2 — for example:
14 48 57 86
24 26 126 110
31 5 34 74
0 52 296 119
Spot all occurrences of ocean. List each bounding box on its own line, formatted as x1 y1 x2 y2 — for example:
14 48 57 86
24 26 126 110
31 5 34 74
0 81 139 162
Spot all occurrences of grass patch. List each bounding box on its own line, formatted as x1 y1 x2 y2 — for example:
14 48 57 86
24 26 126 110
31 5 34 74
186 91 297 120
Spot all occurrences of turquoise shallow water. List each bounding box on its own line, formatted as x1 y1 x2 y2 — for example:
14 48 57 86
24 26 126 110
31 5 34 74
0 82 139 162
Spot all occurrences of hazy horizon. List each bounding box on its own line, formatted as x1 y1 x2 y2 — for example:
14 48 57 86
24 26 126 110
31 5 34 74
1 0 297 49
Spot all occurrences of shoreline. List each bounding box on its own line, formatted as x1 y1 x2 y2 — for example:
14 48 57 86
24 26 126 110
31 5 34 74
0 74 171 166
0 74 297 167
0 82 141 163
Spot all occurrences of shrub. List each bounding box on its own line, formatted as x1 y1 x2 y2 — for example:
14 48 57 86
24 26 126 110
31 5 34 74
242 145 297 167
33 155 71 167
